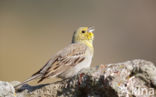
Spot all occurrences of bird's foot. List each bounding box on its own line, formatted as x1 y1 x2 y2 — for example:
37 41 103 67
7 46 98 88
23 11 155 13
78 73 85 86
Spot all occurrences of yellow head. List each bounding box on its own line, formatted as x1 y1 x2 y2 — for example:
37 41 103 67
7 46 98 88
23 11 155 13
72 26 94 50
72 27 94 43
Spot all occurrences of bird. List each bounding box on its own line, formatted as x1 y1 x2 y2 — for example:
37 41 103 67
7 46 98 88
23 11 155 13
14 26 95 89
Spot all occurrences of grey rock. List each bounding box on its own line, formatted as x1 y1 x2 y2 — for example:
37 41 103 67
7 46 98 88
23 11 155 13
0 81 16 97
0 59 156 97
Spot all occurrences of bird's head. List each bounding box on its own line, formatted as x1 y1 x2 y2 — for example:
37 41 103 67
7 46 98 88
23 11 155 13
72 26 95 44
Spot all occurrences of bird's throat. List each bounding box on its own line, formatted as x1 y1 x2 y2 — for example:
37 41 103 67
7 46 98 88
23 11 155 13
81 40 94 53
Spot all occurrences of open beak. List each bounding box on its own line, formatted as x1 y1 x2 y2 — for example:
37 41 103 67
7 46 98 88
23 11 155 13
88 26 95 33
87 26 94 40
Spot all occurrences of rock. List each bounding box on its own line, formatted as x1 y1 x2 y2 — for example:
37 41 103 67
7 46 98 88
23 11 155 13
0 59 156 97
0 81 16 97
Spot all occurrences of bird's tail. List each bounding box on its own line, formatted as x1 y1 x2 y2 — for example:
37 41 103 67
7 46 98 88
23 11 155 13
14 74 42 89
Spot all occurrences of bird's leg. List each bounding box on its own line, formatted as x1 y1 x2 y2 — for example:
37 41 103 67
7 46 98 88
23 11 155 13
78 73 85 85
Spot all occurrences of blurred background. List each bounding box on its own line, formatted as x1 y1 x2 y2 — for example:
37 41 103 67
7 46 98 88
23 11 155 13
0 0 156 83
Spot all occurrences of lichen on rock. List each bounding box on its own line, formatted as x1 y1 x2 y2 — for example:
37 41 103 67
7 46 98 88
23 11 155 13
0 59 156 97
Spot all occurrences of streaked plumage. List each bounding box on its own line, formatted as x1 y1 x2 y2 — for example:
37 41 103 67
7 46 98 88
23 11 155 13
14 26 94 88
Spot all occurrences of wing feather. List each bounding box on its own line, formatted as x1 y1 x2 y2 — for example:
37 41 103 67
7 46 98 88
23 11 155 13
33 43 87 83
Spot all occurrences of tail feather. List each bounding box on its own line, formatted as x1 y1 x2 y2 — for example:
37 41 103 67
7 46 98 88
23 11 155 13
14 74 42 89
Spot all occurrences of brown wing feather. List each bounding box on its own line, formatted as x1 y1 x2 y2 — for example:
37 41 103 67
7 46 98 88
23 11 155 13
33 43 87 83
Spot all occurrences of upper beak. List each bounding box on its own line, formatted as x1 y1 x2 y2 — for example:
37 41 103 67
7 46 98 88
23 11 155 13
88 26 95 33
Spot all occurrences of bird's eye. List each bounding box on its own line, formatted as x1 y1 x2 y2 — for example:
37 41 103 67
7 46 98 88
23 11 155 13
82 30 85 33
